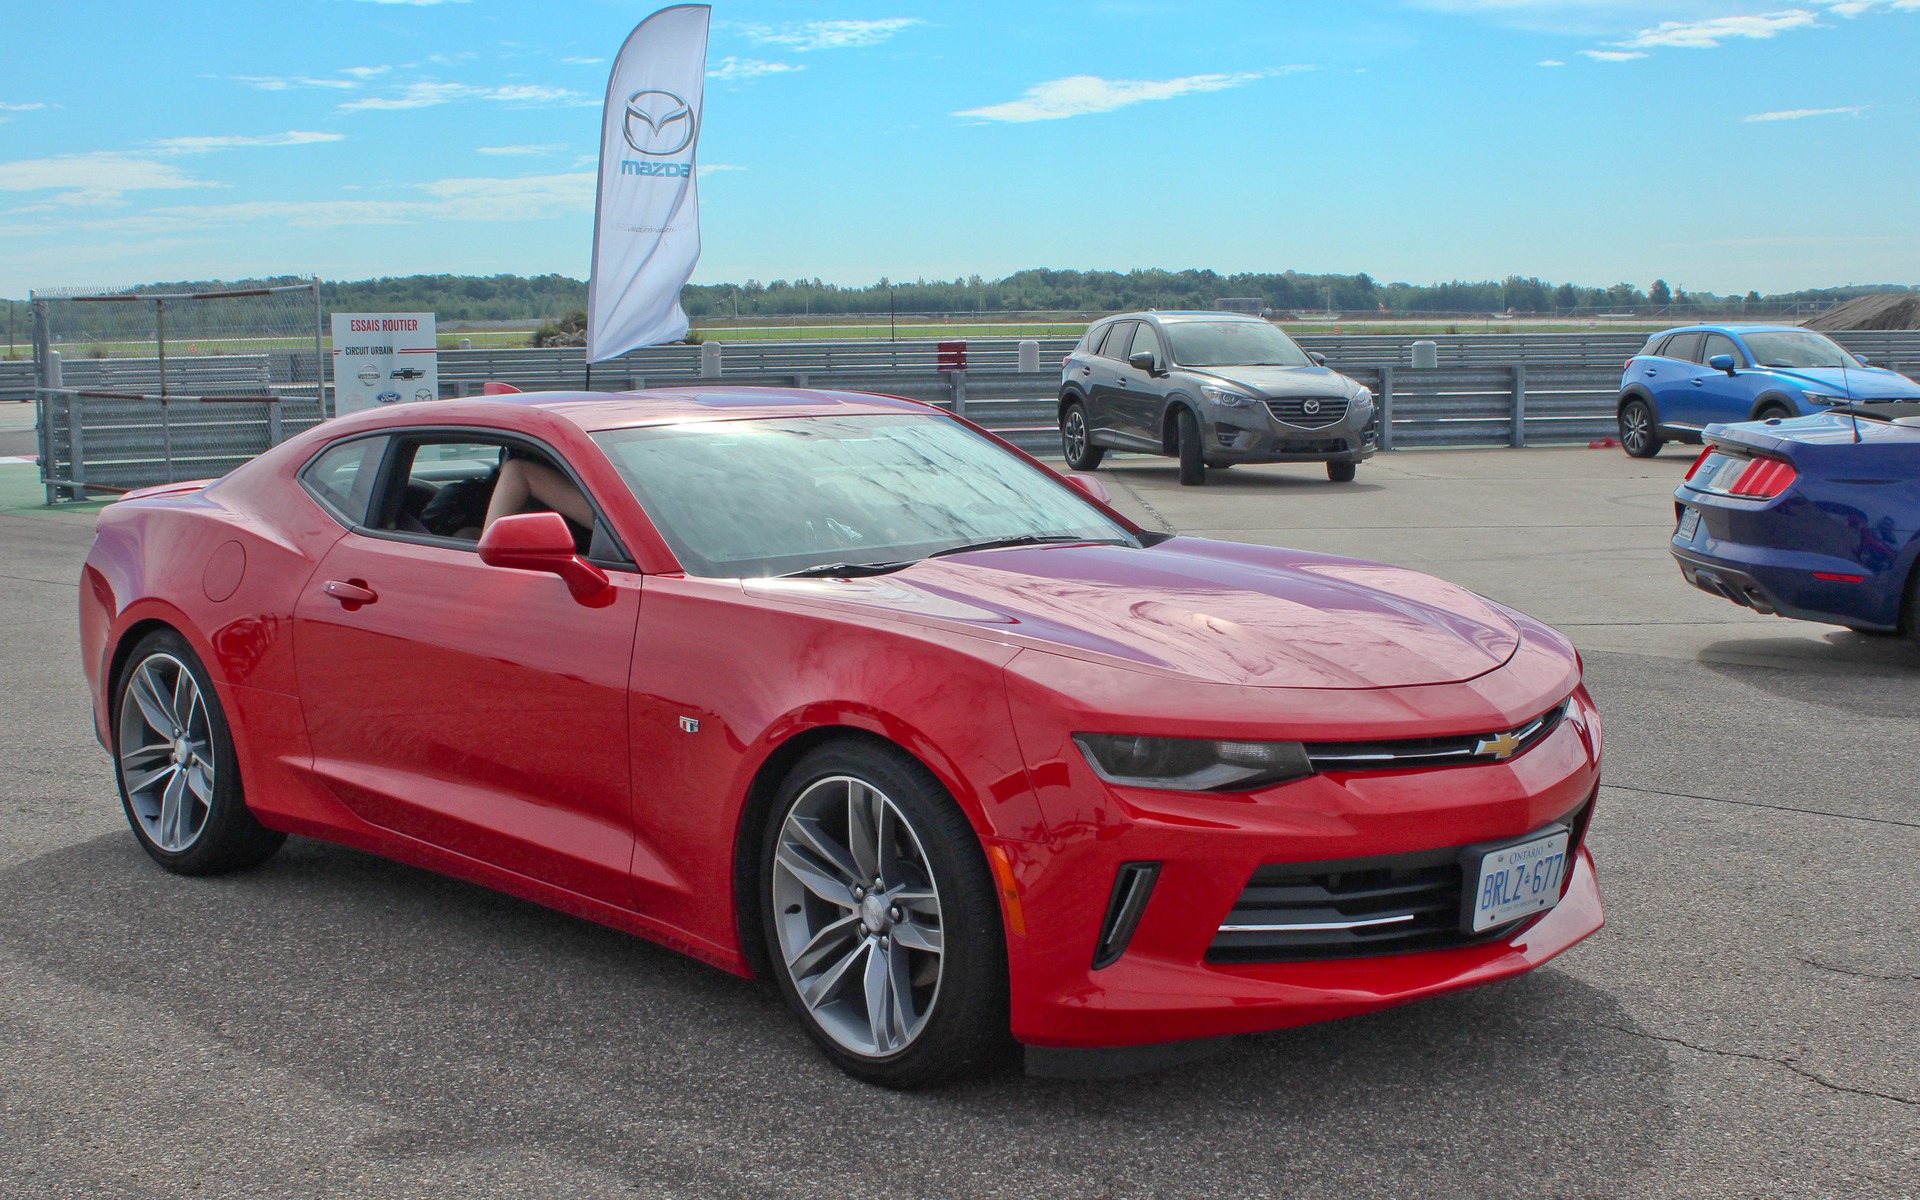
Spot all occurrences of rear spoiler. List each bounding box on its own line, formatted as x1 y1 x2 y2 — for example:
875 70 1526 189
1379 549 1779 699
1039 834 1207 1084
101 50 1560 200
119 479 217 502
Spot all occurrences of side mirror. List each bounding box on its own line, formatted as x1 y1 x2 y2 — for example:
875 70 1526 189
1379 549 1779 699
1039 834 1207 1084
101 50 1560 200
1065 473 1111 504
1707 354 1737 375
1308 351 1327 366
477 512 611 603
1127 351 1161 375
1856 355 1871 366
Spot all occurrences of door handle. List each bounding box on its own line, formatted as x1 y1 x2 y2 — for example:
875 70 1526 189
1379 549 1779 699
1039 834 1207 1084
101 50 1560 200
1643 370 1657 377
322 579 377 608
1690 379 1704 387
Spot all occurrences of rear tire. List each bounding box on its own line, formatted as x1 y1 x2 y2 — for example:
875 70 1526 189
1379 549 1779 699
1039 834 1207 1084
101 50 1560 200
1327 461 1357 483
1619 398 1663 458
1902 565 1920 647
112 628 285 875
760 739 1013 1089
1175 409 1205 486
1060 402 1104 471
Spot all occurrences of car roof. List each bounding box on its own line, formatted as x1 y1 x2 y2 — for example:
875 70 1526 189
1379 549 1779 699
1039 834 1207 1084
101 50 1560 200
1106 311 1266 324
1654 324 1809 336
333 386 943 436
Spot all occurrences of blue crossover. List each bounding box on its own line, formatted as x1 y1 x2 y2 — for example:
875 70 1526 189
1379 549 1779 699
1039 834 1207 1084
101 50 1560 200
1616 324 1920 458
1671 402 1920 637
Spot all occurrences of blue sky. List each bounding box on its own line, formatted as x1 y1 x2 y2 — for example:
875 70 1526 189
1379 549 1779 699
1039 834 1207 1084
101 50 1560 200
1 0 1915 298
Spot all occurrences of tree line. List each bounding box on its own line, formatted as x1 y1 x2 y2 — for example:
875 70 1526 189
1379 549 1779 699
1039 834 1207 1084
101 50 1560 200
10 271 1910 322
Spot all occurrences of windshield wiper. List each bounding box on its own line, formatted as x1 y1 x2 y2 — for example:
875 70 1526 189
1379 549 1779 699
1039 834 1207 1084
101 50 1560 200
928 534 1118 559
780 559 917 578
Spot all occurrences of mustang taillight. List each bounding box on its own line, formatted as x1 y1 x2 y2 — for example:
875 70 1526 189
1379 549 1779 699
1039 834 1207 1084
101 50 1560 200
1684 447 1715 482
1727 455 1796 499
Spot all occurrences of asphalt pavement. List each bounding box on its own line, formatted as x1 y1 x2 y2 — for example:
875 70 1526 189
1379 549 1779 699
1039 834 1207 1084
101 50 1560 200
0 445 1913 1199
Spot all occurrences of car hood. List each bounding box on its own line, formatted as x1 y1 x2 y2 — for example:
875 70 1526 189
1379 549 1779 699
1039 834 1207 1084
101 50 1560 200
755 540 1520 689
1764 365 1920 401
1188 364 1358 398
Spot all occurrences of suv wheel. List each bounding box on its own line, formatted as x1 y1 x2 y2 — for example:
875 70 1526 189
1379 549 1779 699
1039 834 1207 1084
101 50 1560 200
1060 402 1104 471
1619 399 1663 458
1327 461 1357 483
1175 409 1205 486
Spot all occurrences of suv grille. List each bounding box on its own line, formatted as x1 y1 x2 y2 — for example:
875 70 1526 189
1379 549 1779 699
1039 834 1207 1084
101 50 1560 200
1266 396 1348 428
1208 800 1593 965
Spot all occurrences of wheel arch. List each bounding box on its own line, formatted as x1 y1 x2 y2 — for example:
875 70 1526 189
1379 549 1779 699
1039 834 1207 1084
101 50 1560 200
1749 391 1796 421
729 721 997 981
1057 387 1088 422
1161 398 1201 455
1616 386 1657 417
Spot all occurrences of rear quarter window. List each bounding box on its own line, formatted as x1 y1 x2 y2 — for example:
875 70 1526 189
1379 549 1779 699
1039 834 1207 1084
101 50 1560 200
299 436 389 526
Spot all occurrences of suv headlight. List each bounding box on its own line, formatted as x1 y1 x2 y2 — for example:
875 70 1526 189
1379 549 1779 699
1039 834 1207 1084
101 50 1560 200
1801 391 1843 406
1075 734 1313 792
1200 384 1259 407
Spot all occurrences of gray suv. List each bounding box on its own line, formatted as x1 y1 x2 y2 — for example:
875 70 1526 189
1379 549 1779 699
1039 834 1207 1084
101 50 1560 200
1057 311 1377 485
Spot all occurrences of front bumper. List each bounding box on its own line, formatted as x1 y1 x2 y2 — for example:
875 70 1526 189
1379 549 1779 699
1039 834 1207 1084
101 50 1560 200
997 687 1604 1049
1206 402 1378 464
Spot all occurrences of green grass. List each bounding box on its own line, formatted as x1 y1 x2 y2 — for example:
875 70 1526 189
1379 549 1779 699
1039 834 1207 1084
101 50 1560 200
0 462 108 514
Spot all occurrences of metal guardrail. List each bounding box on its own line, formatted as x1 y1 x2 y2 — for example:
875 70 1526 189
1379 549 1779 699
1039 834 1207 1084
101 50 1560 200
35 388 325 501
0 360 33 404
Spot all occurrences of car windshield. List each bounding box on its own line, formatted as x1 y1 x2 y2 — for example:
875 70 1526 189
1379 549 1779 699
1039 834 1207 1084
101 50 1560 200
1165 321 1312 368
590 413 1138 578
1742 331 1860 369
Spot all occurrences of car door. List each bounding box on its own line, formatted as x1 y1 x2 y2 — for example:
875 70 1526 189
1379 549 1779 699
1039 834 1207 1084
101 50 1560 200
1086 322 1143 447
1116 321 1170 442
1646 332 1709 429
1692 332 1757 425
291 432 644 907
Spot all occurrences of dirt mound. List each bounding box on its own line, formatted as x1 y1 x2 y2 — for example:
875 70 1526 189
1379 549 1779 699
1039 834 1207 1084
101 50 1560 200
1805 293 1920 332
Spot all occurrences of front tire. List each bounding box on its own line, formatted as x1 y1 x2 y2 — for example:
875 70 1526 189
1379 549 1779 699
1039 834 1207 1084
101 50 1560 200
1755 400 1794 422
760 739 1012 1088
1060 402 1104 470
1175 408 1205 486
112 628 285 875
1327 461 1358 483
1619 398 1663 458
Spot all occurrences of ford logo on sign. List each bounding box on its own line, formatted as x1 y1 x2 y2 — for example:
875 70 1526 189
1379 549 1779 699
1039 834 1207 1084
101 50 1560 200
623 90 696 156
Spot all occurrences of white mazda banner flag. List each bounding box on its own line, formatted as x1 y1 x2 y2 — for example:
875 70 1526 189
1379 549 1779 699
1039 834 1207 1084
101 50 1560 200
587 3 711 363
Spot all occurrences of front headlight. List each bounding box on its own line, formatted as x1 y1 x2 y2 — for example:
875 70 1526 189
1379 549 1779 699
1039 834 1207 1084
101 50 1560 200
1801 391 1843 406
1353 389 1374 410
1200 384 1259 407
1074 734 1313 792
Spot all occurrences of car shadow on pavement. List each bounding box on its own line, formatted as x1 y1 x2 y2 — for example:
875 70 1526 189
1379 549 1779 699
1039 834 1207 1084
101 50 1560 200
1696 632 1920 683
1100 465 1388 494
0 833 1675 1197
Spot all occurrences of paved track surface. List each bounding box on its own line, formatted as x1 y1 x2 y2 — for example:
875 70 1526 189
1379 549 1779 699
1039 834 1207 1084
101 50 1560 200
1 447 1914 1199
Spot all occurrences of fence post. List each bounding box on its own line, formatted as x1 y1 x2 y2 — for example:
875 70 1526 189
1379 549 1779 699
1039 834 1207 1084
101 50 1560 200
1510 364 1527 448
161 400 175 483
70 395 86 501
700 341 723 379
268 398 283 447
950 369 968 418
1018 340 1040 373
1377 364 1394 452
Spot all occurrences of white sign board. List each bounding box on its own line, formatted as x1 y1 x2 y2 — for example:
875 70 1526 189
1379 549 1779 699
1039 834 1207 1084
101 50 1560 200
330 312 438 417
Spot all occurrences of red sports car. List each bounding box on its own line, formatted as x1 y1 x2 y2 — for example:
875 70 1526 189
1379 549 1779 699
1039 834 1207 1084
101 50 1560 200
78 387 1603 1087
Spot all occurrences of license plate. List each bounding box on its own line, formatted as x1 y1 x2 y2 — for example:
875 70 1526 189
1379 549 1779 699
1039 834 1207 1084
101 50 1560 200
1465 829 1570 933
1676 506 1701 542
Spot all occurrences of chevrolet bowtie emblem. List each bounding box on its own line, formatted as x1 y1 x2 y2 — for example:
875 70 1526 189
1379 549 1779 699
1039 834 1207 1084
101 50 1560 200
1474 731 1522 760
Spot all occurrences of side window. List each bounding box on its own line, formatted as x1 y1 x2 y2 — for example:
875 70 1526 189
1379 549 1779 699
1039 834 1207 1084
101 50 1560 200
369 434 626 562
300 435 389 527
1079 322 1109 354
1701 333 1741 366
1127 323 1163 370
1661 332 1704 364
1096 321 1136 360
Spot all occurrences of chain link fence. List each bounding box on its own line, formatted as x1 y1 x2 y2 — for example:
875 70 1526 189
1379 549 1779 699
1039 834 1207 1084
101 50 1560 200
31 281 325 502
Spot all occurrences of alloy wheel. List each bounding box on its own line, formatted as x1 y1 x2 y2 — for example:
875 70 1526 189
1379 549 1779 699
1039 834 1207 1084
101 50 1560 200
1621 405 1650 455
116 653 216 853
1063 407 1088 462
771 775 945 1058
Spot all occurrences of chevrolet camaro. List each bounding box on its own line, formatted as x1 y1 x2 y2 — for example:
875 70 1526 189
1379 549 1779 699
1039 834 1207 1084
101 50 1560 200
79 387 1604 1087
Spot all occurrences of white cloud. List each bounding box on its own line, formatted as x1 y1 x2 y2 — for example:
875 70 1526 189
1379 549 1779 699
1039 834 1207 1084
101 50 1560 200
0 153 219 205
476 143 565 156
737 18 920 51
226 74 363 91
340 66 391 79
339 81 587 112
1615 10 1822 49
955 70 1295 123
149 131 345 153
1744 104 1866 120
560 56 603 66
708 57 805 83
698 163 747 177
0 102 48 112
1538 58 1567 65
1581 48 1649 60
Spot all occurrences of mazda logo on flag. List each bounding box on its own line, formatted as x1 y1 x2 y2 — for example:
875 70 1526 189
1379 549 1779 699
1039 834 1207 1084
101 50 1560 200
623 90 696 156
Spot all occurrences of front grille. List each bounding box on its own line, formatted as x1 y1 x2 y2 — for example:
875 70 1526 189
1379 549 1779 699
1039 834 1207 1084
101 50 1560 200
1266 396 1349 428
1208 799 1594 965
1305 702 1567 773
